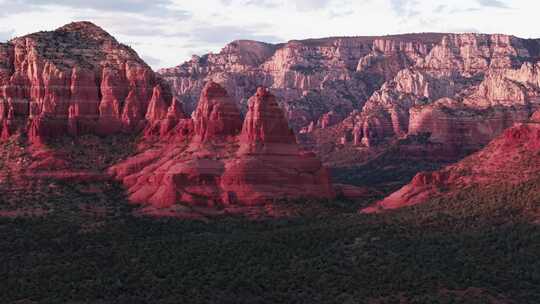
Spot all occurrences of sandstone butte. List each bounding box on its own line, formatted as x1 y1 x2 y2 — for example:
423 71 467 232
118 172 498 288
361 110 540 213
0 21 171 144
109 82 335 208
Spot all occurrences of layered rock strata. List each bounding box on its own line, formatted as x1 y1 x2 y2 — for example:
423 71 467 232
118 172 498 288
109 82 334 208
0 21 174 144
160 33 540 152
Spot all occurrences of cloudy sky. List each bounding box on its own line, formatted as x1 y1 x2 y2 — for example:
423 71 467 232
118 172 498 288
0 0 536 70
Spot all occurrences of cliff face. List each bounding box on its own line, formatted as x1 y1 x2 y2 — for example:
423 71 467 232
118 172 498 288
344 34 540 150
158 35 444 130
161 33 540 152
0 21 172 144
109 82 334 208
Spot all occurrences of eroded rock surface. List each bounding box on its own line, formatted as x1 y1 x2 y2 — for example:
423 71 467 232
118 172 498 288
160 33 540 156
342 34 540 150
0 21 172 144
158 35 445 130
109 82 334 208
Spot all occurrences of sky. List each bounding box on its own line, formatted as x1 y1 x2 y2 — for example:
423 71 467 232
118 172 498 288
0 0 537 70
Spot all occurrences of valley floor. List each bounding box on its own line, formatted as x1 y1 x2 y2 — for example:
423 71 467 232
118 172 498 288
1 176 539 303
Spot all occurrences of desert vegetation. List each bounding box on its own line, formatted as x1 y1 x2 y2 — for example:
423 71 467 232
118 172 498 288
1 173 539 303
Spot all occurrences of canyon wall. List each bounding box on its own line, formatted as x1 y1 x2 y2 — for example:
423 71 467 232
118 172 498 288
161 33 540 151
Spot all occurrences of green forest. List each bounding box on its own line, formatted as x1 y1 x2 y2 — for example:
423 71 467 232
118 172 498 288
1 176 539 303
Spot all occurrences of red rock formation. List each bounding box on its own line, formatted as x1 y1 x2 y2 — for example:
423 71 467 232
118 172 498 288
141 85 178 137
290 34 540 154
158 33 540 162
158 35 445 130
109 83 334 209
0 98 11 140
145 86 168 123
239 87 296 154
407 97 529 148
191 81 242 144
0 21 161 143
531 110 540 122
142 92 188 139
97 69 126 135
167 97 185 119
158 97 186 137
361 120 540 213
4 24 536 157
160 33 540 143
68 67 100 135
121 89 143 132
28 115 67 145
220 152 333 205
333 184 376 201
318 111 341 129
222 87 334 204
0 120 10 141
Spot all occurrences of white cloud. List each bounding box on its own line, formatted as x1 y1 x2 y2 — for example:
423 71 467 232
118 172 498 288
0 0 538 70
477 0 510 8
390 0 420 17
142 55 162 67
0 0 191 17
292 0 332 11
190 24 282 45
0 29 14 41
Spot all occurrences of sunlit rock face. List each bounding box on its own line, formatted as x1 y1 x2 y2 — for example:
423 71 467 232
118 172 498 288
0 21 171 144
191 81 243 144
237 87 297 154
362 111 540 213
160 33 540 154
329 34 540 150
158 34 444 131
109 83 334 208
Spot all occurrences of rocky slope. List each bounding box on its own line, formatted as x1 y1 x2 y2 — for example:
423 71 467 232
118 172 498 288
109 82 334 210
361 111 540 213
161 34 540 156
0 21 173 144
